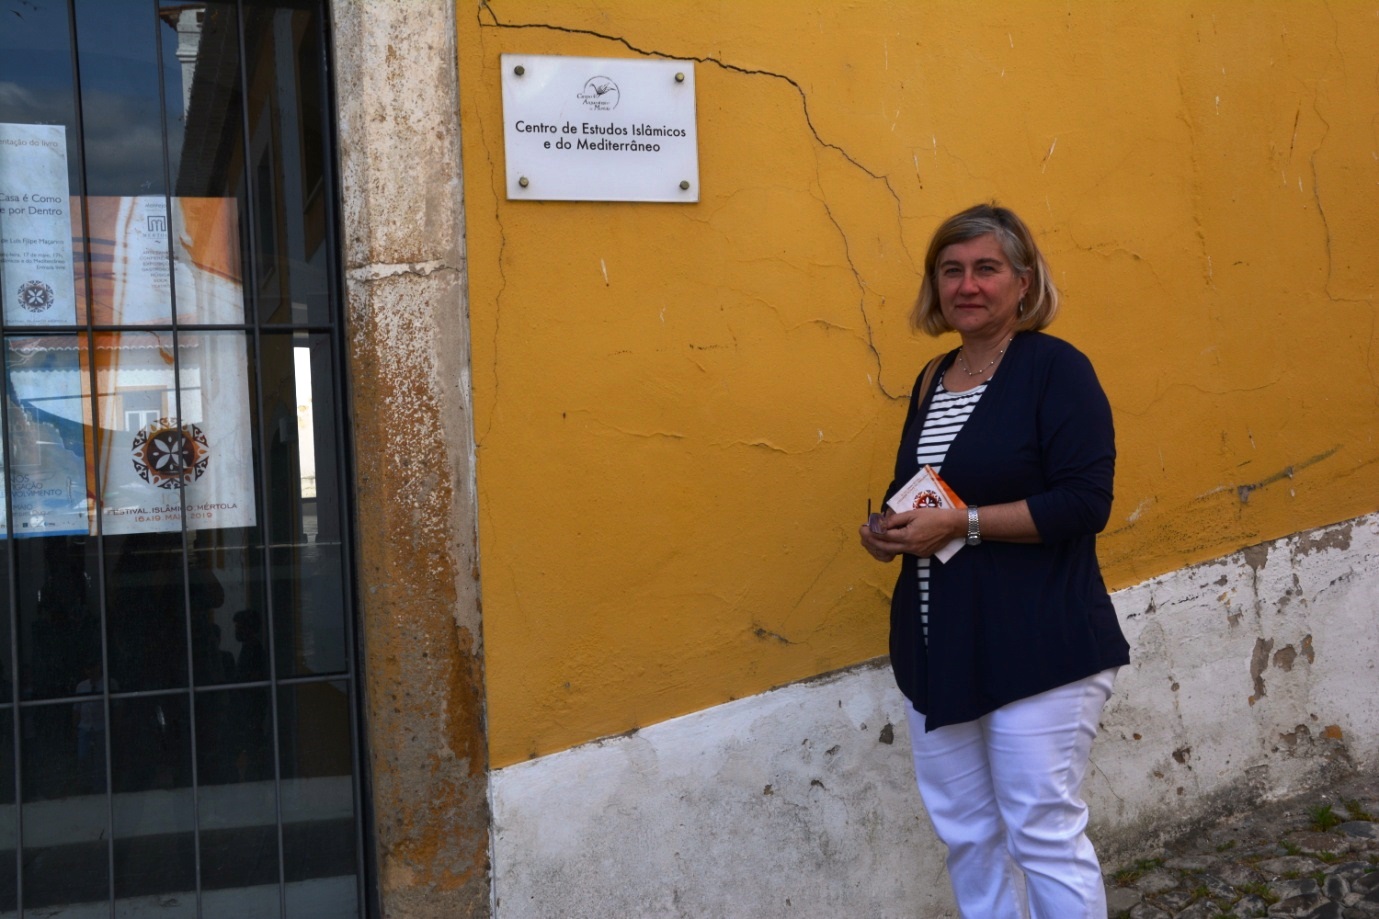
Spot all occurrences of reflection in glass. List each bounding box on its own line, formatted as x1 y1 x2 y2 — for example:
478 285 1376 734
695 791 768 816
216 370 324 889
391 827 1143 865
103 532 188 693
0 0 82 194
165 3 244 191
65 2 249 328
0 558 7 710
280 680 356 918
0 709 15 912
17 535 98 701
198 686 280 919
271 544 344 678
0 0 81 331
74 0 172 199
74 195 246 328
5 335 100 699
22 702 111 908
191 531 269 689
263 333 345 677
112 693 195 916
4 336 91 539
2 1 356 914
243 2 331 325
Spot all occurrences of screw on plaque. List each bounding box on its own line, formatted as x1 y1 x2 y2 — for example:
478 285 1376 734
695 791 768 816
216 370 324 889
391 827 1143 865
519 177 530 188
679 180 690 190
514 65 526 76
675 72 685 83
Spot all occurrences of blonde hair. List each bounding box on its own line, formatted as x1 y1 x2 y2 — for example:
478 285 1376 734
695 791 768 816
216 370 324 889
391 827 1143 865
912 203 1059 336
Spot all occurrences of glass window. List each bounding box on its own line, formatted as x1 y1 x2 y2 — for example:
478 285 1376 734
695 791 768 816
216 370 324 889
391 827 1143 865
0 1 360 914
263 332 346 678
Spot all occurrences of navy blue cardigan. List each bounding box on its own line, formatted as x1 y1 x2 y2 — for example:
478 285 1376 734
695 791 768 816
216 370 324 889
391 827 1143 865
885 332 1130 731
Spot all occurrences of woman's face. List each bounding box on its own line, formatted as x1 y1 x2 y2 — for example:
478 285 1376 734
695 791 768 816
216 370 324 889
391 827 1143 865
935 233 1031 342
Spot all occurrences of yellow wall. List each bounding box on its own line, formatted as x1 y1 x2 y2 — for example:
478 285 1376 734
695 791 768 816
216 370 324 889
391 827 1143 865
457 2 1379 766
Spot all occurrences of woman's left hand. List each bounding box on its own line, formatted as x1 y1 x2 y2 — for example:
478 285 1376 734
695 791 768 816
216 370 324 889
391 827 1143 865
867 507 966 559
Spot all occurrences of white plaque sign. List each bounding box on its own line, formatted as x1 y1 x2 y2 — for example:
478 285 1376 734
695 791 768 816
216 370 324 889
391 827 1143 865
501 54 699 202
0 123 76 325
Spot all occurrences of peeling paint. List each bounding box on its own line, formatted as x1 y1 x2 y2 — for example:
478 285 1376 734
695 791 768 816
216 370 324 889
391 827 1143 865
1296 524 1353 557
1273 644 1297 672
1248 637 1274 704
492 515 1379 916
1242 544 1270 573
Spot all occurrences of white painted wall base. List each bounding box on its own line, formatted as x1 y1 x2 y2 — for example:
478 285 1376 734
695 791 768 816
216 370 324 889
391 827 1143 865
490 515 1379 918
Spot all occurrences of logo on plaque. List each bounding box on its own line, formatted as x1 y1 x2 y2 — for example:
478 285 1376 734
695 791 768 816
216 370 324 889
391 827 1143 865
578 75 620 111
132 418 211 490
17 279 55 313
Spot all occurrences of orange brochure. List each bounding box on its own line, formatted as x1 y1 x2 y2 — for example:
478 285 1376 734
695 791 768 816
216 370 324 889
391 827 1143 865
885 465 967 563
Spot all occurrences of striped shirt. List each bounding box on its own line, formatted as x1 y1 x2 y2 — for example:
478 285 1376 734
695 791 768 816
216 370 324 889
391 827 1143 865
915 377 989 642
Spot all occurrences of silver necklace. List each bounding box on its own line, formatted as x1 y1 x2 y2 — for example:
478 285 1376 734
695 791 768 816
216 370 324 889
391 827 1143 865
957 335 1013 377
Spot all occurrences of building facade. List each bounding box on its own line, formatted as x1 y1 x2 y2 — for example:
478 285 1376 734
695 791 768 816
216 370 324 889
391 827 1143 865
1 1 1377 917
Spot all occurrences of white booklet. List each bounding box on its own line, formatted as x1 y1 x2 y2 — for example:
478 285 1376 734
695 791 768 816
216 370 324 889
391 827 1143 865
885 465 967 563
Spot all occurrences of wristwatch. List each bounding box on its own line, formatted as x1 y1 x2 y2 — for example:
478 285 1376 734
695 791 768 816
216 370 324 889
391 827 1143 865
966 506 982 546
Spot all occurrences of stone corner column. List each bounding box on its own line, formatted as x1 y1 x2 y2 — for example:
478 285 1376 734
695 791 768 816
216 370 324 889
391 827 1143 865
331 2 490 917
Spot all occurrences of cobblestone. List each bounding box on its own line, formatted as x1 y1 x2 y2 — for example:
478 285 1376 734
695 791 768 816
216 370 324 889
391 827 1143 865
1104 772 1379 919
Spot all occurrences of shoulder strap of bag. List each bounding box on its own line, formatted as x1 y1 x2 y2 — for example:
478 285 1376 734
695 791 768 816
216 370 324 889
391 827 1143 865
915 354 944 412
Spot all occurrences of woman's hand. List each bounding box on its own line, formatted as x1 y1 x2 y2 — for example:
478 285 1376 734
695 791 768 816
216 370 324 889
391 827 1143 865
858 516 898 562
863 507 966 559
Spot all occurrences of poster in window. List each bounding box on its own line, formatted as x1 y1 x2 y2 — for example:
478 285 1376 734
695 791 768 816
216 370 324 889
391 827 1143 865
0 337 92 538
80 193 254 536
94 330 256 536
0 195 253 537
79 195 245 326
0 123 77 326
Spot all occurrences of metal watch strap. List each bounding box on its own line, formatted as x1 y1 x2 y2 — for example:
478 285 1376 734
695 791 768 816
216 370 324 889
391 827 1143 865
966 505 981 546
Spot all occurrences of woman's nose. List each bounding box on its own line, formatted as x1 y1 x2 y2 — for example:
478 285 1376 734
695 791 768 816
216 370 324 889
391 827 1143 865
957 270 979 292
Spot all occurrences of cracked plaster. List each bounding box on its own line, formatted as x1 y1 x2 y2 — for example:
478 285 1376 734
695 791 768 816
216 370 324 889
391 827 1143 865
456 2 1379 769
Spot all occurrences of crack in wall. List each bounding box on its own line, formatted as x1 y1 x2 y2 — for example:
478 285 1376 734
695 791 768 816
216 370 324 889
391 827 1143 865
578 416 687 440
469 49 510 445
477 1 909 400
815 192 902 399
1117 374 1286 419
786 537 850 617
1308 89 1334 298
1174 73 1214 294
346 260 461 283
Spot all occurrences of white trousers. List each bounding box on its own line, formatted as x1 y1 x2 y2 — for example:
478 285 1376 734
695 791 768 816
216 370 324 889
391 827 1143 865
905 668 1118 919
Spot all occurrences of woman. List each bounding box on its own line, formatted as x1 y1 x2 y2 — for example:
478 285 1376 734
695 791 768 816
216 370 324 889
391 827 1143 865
859 203 1129 918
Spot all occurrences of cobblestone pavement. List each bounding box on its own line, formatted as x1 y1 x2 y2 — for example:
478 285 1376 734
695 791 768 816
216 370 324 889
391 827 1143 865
1103 772 1379 919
